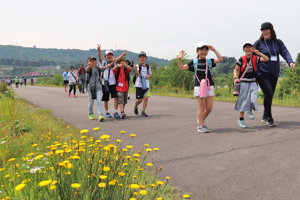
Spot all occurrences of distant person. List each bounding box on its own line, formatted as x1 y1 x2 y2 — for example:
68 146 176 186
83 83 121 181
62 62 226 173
177 42 223 133
6 78 12 87
19 77 24 87
68 66 78 98
15 76 19 88
253 22 295 127
233 42 269 128
63 68 69 92
78 64 86 93
97 44 127 119
113 58 132 119
30 78 34 86
86 56 106 121
24 77 27 87
133 51 152 117
74 67 79 90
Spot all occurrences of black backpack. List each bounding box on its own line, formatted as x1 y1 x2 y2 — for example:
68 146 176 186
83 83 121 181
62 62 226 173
133 64 150 85
86 66 101 85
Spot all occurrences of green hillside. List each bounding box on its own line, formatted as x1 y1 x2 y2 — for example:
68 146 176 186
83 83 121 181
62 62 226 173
0 45 170 66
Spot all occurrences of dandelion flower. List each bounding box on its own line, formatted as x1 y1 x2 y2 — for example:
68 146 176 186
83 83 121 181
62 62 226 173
8 158 16 162
103 166 110 172
32 144 38 147
118 172 126 177
130 184 139 189
80 129 89 134
0 168 5 172
120 130 126 134
183 194 190 198
50 185 56 190
100 135 110 139
146 163 153 167
93 127 100 131
166 176 170 180
130 134 136 138
157 181 164 185
133 154 140 157
39 180 52 187
146 148 153 152
15 184 26 191
71 183 81 188
99 175 107 180
98 183 106 188
108 181 116 185
154 148 160 151
133 192 138 195
140 190 147 195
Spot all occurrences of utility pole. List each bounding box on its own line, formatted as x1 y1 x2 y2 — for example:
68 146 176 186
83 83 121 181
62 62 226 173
20 47 23 67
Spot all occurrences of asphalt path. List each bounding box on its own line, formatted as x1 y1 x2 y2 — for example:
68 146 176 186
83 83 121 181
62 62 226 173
15 85 300 200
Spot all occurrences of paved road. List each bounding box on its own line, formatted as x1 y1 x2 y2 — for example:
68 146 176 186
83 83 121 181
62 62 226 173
15 86 300 200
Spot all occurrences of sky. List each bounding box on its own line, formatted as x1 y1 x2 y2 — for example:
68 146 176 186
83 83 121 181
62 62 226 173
0 0 299 61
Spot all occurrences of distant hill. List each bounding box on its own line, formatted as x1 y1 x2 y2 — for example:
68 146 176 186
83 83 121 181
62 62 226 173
0 45 170 66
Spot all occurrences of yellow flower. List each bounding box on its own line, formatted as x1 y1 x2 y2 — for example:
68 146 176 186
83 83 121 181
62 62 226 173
15 183 26 191
103 166 110 172
156 198 163 200
154 148 159 151
52 180 57 185
35 155 44 160
39 180 52 187
65 163 73 169
0 168 5 171
116 139 121 143
157 181 164 185
93 127 100 131
108 181 116 185
120 130 126 134
146 163 153 167
183 194 190 198
133 154 140 157
130 198 136 200
140 185 146 188
144 144 149 147
67 126 70 128
123 149 128 152
8 158 16 162
69 156 80 160
55 150 64 155
65 172 71 175
5 175 10 178
100 135 110 139
140 190 147 195
146 148 153 152
50 185 56 190
130 184 139 189
71 183 81 188
166 176 170 180
118 172 126 177
98 182 106 188
80 129 89 134
130 134 136 138
133 192 138 195
32 144 38 147
99 175 107 180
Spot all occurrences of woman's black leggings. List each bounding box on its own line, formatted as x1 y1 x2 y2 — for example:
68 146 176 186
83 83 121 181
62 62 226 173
258 76 278 118
69 85 76 95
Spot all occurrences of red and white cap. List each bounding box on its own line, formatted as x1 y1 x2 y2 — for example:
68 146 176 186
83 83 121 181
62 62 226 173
243 41 253 48
105 50 113 56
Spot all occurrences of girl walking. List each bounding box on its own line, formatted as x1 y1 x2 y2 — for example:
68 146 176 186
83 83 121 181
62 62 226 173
233 42 269 128
178 42 223 133
68 66 78 98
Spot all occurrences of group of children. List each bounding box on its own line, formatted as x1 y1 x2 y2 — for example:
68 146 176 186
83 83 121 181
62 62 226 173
85 44 152 122
178 41 269 133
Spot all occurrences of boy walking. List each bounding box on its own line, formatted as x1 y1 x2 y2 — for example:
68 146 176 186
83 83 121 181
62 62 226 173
113 58 132 119
63 68 69 92
97 44 127 119
86 56 105 122
133 51 152 117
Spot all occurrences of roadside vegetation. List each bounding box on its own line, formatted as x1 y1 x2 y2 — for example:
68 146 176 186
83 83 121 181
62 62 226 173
0 82 188 200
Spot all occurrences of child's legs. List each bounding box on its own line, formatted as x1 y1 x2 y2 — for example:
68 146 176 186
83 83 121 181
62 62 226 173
240 112 245 118
142 97 149 111
88 90 94 115
69 85 73 93
104 101 108 111
135 99 143 107
204 96 213 120
196 97 206 126
96 90 102 116
73 85 76 95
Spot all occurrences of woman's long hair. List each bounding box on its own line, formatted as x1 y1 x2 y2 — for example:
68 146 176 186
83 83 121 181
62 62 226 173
259 29 277 40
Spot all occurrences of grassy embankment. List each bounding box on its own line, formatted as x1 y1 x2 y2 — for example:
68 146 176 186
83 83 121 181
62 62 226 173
0 83 189 200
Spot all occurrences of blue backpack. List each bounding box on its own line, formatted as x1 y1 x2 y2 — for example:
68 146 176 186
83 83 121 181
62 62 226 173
193 59 213 77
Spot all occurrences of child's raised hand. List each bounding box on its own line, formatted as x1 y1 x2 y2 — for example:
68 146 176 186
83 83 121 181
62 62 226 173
113 57 117 63
178 50 185 59
251 47 260 55
97 44 101 50
208 45 215 51
123 50 127 56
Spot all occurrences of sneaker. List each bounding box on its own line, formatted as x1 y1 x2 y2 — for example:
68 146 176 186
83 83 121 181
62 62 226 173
82 91 85 94
261 116 267 123
65 89 67 92
133 104 138 115
198 125 210 133
68 93 70 97
121 112 126 119
246 111 255 120
238 120 247 129
73 95 77 98
141 111 148 117
114 112 120 119
89 114 94 120
266 118 276 127
98 115 105 122
105 112 112 118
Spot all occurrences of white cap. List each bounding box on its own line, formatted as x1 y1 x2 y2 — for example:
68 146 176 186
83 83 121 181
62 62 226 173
243 41 253 48
197 42 208 49
105 50 113 56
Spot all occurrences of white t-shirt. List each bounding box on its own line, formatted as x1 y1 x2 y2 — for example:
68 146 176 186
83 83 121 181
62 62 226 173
68 71 77 85
100 61 116 85
134 64 152 88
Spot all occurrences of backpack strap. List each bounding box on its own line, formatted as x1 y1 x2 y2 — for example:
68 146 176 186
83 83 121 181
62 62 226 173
252 55 258 73
241 56 247 72
257 39 261 51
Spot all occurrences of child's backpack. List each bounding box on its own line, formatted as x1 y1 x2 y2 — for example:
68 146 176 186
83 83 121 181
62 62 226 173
133 64 150 85
86 66 101 85
193 59 213 78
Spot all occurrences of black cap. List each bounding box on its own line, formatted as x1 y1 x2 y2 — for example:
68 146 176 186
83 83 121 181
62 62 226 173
87 56 97 62
260 22 273 30
70 66 75 69
138 51 147 58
